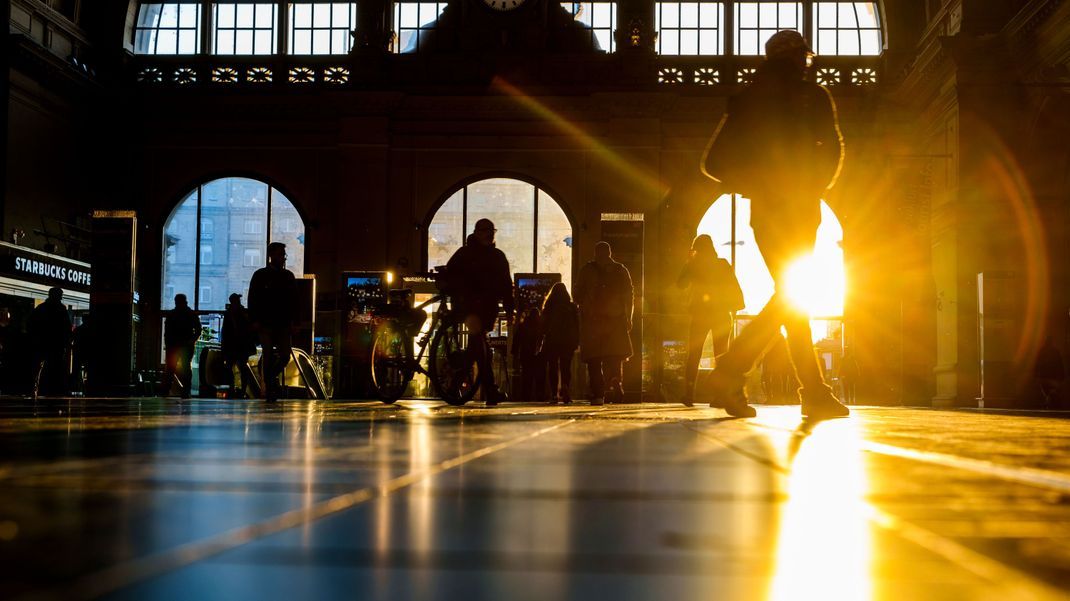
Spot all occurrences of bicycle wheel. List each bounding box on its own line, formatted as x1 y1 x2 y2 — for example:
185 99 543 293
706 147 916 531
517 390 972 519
370 322 414 404
429 320 481 406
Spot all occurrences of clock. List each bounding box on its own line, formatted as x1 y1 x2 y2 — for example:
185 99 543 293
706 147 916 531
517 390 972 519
482 0 527 11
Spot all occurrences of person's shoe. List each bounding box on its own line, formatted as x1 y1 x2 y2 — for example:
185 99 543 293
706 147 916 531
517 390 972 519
708 370 755 418
486 389 508 406
560 389 572 404
681 393 694 408
606 380 625 404
801 388 850 419
590 397 604 406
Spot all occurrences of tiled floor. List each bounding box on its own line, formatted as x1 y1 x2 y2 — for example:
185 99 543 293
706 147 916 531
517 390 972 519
1 399 1069 600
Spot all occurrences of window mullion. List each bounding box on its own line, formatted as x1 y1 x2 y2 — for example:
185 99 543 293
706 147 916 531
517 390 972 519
194 185 203 309
278 0 289 54
724 0 735 56
802 0 813 46
200 0 211 54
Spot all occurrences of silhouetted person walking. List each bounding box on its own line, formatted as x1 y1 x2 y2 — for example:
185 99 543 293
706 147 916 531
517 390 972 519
222 293 257 398
248 242 298 402
445 218 514 405
540 282 580 404
29 287 72 398
163 293 200 398
72 314 91 395
677 234 744 406
701 29 848 418
575 241 633 405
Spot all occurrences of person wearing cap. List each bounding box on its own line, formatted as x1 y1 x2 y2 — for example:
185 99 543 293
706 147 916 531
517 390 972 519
248 242 298 402
445 218 515 405
162 293 201 399
699 29 848 419
222 292 257 398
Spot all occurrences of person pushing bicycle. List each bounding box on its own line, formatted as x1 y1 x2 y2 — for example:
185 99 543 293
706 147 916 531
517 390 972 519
445 218 515 405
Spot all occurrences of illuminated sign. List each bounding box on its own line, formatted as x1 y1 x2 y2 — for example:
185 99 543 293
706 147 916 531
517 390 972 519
0 244 92 293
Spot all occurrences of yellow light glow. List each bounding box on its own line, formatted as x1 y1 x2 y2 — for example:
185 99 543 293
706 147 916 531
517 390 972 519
769 416 872 601
386 271 395 285
783 251 846 318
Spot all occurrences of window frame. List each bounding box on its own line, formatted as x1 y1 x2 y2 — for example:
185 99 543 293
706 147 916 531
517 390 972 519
391 0 449 54
288 1 358 55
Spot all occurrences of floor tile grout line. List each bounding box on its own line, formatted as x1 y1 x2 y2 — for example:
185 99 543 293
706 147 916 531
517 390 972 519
861 440 1070 494
15 418 578 601
867 507 1070 601
685 419 1070 599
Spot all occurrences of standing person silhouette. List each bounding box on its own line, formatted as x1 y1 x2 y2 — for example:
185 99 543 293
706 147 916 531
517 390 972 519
163 293 200 398
29 287 72 398
676 234 744 407
575 241 633 405
540 282 580 404
222 293 257 398
248 242 298 402
445 218 515 405
700 29 848 419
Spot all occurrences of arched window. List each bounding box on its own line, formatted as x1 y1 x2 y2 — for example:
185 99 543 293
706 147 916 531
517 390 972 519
161 176 305 310
427 178 573 289
134 1 358 55
655 1 882 56
697 192 844 319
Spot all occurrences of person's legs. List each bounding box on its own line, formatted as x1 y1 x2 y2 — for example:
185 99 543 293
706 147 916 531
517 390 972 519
559 351 573 400
545 351 560 402
605 357 624 403
259 330 278 400
587 359 605 404
683 318 711 405
177 345 194 398
464 314 501 403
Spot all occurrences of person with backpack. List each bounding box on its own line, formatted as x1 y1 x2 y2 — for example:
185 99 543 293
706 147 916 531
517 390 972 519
676 234 745 407
575 241 633 405
540 282 580 404
699 29 848 419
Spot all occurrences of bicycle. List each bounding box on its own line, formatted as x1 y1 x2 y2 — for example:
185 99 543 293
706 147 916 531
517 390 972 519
368 285 485 405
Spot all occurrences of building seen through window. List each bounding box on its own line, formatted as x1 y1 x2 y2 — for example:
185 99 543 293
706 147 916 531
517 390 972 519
428 178 573 290
162 176 305 311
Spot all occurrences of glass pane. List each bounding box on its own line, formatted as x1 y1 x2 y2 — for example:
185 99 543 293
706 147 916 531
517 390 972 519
594 30 612 51
856 2 880 27
137 4 162 28
293 29 312 53
179 5 198 28
661 29 679 54
758 2 777 25
465 179 535 278
400 4 418 28
698 29 717 54
537 191 573 291
779 3 800 27
332 4 353 25
662 3 679 28
860 29 881 55
217 4 235 28
592 3 612 27
157 29 178 54
162 190 199 311
255 4 275 29
737 29 757 54
680 29 698 54
292 4 312 27
838 2 858 26
313 4 331 27
270 190 306 276
200 178 269 311
332 29 350 53
217 30 235 53
816 29 835 54
680 3 698 28
313 29 330 53
427 190 464 271
419 4 439 27
817 2 836 27
838 28 859 54
737 3 756 28
699 3 718 27
159 4 178 27
236 30 254 53
178 30 197 54
236 4 255 27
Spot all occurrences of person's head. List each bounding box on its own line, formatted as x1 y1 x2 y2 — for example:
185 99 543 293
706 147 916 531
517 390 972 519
267 242 287 268
472 219 496 247
691 234 715 257
543 282 571 310
594 241 612 264
228 293 243 308
47 287 64 303
764 29 813 76
174 293 189 308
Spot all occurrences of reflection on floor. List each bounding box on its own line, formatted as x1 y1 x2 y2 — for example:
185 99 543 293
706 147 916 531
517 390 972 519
1 399 1069 600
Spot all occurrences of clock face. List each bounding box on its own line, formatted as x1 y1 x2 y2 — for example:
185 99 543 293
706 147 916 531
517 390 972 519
482 0 526 11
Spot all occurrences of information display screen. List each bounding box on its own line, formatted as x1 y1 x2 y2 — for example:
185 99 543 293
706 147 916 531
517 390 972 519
514 273 561 313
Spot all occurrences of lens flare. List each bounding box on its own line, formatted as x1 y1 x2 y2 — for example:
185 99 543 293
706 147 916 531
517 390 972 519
783 252 846 318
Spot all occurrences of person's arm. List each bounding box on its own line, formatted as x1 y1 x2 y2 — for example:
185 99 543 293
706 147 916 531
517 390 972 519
622 266 635 331
815 85 845 191
497 252 515 318
677 258 693 289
